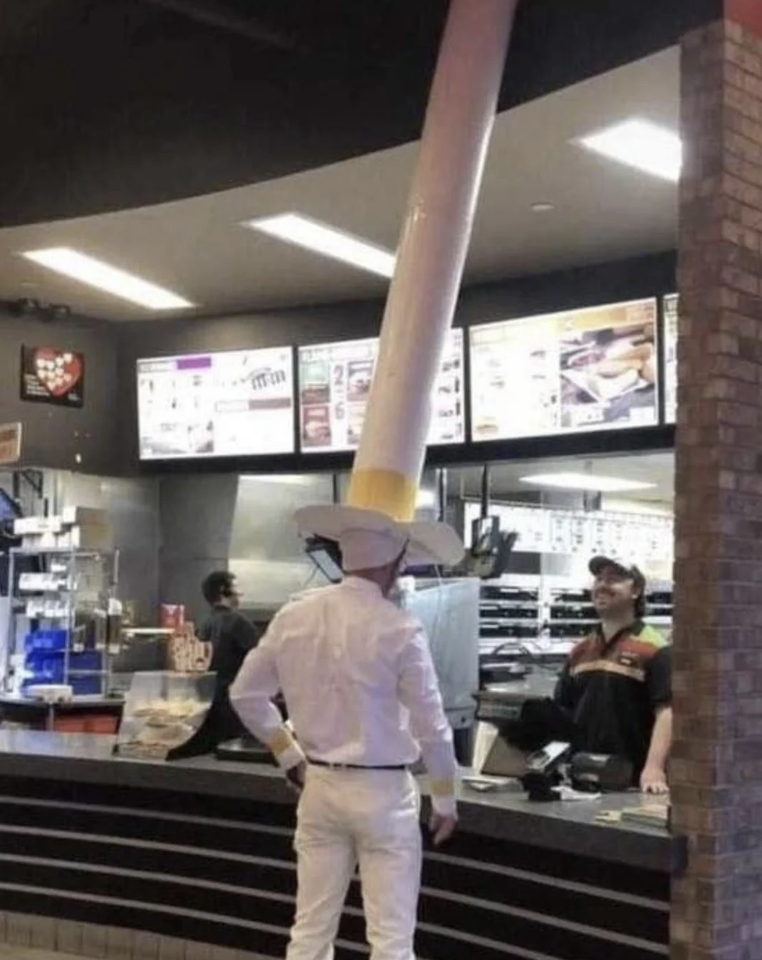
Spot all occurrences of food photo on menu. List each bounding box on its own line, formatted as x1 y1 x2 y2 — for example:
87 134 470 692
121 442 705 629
346 359 374 402
559 315 657 430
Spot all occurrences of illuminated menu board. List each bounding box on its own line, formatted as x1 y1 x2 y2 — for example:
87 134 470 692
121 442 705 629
469 299 659 441
137 347 295 460
663 294 678 424
299 329 464 452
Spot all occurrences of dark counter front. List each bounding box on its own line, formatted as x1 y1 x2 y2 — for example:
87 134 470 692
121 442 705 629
0 732 681 960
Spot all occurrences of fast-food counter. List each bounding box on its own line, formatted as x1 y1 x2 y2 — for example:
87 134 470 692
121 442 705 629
0 731 682 960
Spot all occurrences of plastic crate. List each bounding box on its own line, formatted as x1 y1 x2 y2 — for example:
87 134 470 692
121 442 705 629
22 656 65 684
69 651 103 672
24 629 68 653
70 676 102 696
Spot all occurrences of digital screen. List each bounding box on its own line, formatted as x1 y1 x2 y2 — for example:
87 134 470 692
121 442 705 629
298 328 464 453
469 298 659 442
137 347 295 460
663 294 677 424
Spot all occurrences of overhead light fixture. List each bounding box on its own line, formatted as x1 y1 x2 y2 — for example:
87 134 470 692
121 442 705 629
416 489 436 508
576 118 682 182
531 201 555 214
20 248 194 310
520 473 655 493
244 213 396 278
241 475 312 485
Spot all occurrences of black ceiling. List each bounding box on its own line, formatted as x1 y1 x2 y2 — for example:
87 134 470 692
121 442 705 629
0 0 720 228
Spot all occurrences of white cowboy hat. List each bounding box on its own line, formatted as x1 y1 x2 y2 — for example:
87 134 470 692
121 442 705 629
294 504 464 568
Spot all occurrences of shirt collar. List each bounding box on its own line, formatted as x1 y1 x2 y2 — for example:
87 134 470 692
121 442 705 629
342 575 383 598
595 619 643 647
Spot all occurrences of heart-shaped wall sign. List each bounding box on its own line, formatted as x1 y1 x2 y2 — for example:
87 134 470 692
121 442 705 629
33 348 83 397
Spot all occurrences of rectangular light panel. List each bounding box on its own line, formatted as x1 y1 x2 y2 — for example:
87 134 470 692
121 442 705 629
520 472 655 493
244 213 396 278
577 118 682 183
21 248 194 310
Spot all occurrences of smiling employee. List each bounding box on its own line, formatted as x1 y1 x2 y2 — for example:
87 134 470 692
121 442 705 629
554 556 672 794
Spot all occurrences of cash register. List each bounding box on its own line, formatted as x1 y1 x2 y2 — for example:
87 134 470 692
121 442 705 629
480 697 634 798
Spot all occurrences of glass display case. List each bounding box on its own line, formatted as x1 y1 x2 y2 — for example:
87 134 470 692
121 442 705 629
115 671 215 760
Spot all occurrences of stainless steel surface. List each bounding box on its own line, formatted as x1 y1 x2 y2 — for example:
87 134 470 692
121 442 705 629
229 474 335 608
401 577 479 729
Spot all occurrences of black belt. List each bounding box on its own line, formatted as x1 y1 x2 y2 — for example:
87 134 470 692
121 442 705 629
308 758 406 771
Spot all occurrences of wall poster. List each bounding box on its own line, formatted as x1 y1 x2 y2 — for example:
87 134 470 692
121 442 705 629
20 346 85 408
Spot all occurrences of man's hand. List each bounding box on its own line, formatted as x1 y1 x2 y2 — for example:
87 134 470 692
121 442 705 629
640 765 668 795
429 811 458 846
285 762 307 796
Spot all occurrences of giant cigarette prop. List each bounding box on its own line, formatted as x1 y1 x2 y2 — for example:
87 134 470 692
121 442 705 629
347 0 519 520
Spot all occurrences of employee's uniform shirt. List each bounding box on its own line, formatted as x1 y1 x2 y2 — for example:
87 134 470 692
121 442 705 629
554 621 671 779
230 576 458 814
197 605 260 746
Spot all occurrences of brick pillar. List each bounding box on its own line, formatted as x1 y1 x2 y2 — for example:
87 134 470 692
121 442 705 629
673 14 762 960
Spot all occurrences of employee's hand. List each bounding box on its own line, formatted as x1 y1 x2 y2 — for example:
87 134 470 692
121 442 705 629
429 811 458 846
285 762 307 796
640 766 669 795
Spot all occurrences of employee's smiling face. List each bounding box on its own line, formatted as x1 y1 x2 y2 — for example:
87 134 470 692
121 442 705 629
592 567 639 618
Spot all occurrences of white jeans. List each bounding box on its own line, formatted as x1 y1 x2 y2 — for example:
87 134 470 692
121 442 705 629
286 766 422 960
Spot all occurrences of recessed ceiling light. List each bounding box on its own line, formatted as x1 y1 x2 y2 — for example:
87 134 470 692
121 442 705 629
20 248 194 310
576 118 682 182
520 472 655 493
244 213 396 278
531 202 555 213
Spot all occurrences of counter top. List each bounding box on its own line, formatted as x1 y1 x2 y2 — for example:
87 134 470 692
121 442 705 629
0 730 685 874
0 695 124 712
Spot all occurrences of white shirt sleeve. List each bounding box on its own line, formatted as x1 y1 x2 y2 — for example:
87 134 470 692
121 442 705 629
397 625 458 816
229 622 305 771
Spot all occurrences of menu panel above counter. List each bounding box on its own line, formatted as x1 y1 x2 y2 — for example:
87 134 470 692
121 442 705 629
470 298 659 442
137 347 295 460
299 328 464 453
663 294 678 425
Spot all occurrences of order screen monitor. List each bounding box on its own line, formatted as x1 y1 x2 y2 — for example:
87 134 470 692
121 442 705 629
471 516 500 556
305 537 343 584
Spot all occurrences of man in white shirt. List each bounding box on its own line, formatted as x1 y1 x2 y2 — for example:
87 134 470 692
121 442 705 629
230 504 463 960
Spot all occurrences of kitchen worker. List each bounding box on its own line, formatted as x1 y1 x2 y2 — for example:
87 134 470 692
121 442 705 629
196 570 261 749
554 556 672 794
230 503 463 960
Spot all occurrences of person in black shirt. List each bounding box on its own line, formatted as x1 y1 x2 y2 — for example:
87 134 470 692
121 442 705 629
554 556 672 794
197 570 261 748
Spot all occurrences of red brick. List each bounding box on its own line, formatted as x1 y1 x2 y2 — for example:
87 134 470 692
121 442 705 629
677 17 762 957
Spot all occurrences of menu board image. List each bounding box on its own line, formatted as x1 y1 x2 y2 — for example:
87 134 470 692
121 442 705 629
299 329 464 453
470 299 659 441
137 347 295 460
663 294 678 424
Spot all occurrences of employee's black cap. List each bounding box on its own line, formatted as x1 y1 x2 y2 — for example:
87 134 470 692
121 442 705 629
589 556 646 593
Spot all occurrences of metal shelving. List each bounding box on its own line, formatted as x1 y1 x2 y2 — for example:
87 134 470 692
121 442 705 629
4 547 120 698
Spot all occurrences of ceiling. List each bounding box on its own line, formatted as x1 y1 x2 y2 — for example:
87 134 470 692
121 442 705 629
0 0 714 226
0 47 678 321
450 450 675 506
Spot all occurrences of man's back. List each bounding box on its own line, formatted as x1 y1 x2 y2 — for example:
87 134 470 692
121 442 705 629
266 576 424 767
